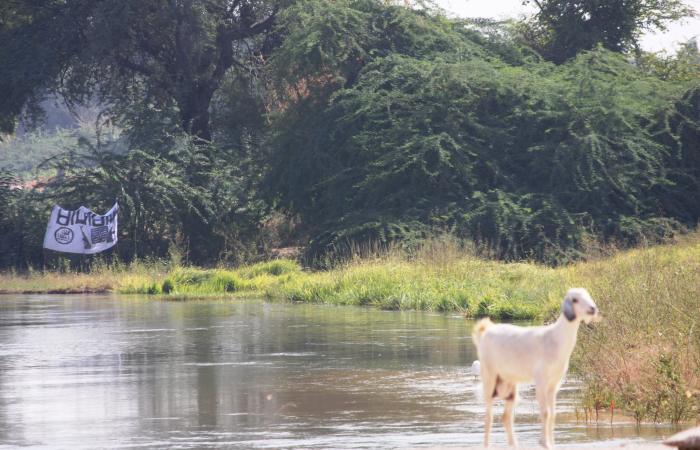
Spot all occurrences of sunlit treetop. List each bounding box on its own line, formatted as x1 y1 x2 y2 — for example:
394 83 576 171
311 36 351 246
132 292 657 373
519 0 696 64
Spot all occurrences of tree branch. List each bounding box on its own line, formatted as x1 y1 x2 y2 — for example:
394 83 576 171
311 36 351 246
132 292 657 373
201 0 224 15
530 0 546 14
112 53 153 76
227 4 279 40
530 0 556 27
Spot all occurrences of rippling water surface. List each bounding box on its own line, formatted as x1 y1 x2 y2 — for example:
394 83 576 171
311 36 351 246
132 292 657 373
0 294 675 449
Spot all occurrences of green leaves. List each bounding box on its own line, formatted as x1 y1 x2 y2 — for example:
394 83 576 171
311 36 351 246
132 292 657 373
266 0 700 260
0 0 280 140
519 0 696 64
3 0 700 268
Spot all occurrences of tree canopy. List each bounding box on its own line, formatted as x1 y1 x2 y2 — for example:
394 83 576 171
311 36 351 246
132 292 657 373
0 0 281 141
264 0 700 258
520 0 696 64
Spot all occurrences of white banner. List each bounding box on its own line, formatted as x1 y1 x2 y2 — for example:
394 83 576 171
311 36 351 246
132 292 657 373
43 203 119 254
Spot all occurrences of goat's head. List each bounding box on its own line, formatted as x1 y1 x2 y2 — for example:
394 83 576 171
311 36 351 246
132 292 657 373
562 288 599 324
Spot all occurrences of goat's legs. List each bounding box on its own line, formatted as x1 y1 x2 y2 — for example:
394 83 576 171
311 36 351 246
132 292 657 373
502 383 517 447
482 373 496 447
484 395 494 448
536 384 552 449
546 383 558 448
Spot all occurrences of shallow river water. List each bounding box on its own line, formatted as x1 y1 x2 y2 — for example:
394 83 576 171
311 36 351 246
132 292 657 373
0 294 677 449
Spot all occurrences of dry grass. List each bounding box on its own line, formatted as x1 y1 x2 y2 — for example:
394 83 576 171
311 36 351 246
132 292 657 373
0 256 169 294
567 235 700 424
0 271 117 293
1 266 121 293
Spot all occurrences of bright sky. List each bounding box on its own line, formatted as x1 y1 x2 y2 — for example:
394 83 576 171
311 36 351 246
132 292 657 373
434 0 700 53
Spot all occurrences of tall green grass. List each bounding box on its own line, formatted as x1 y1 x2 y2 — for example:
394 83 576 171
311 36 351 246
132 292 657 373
143 259 301 299
266 239 560 319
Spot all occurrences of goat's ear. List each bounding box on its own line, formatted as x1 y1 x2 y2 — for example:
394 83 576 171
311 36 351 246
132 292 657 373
562 297 577 322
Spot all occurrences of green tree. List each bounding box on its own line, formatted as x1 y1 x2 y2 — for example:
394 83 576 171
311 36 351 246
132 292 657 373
636 39 700 82
0 0 281 266
265 0 700 258
0 0 280 141
519 0 696 64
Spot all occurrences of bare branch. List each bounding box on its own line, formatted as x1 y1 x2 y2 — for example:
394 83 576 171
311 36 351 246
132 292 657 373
227 4 279 40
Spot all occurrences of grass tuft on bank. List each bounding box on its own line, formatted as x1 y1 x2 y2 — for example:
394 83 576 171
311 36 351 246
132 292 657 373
112 258 302 300
265 255 558 320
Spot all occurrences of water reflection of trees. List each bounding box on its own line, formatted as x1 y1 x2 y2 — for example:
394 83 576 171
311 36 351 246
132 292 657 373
126 301 481 434
2 296 483 445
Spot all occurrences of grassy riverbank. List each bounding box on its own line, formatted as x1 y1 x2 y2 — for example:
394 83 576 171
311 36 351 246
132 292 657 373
1 237 699 424
0 240 564 318
569 241 700 425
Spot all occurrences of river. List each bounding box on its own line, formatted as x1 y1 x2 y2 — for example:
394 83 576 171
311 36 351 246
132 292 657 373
0 294 674 449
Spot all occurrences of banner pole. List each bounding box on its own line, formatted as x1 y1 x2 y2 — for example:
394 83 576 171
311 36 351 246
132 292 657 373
115 197 122 262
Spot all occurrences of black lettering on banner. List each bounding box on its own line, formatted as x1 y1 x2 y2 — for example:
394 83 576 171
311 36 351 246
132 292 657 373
80 226 92 249
91 226 111 244
75 211 93 226
56 208 71 226
93 215 105 227
104 211 116 225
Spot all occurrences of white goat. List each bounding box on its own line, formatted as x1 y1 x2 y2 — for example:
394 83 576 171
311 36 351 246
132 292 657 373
472 288 599 449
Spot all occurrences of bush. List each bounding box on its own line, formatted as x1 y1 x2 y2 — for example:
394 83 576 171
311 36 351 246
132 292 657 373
206 271 245 292
267 0 700 260
145 282 161 295
161 278 174 294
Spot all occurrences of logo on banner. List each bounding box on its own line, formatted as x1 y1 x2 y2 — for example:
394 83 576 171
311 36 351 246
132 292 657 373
54 227 74 244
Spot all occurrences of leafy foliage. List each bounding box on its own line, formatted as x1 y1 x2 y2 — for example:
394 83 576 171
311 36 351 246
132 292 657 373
37 105 272 263
266 0 700 259
519 0 696 64
636 39 700 82
0 131 76 175
0 115 112 175
2 0 700 269
0 172 53 269
0 0 281 140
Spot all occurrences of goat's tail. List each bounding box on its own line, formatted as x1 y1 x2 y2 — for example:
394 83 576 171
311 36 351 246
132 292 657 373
472 317 493 348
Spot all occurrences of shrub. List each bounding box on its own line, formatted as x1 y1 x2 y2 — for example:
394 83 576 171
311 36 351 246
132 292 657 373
145 282 161 295
207 271 245 292
161 278 174 294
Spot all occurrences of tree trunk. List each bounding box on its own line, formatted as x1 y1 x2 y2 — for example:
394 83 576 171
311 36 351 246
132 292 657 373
181 88 215 142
